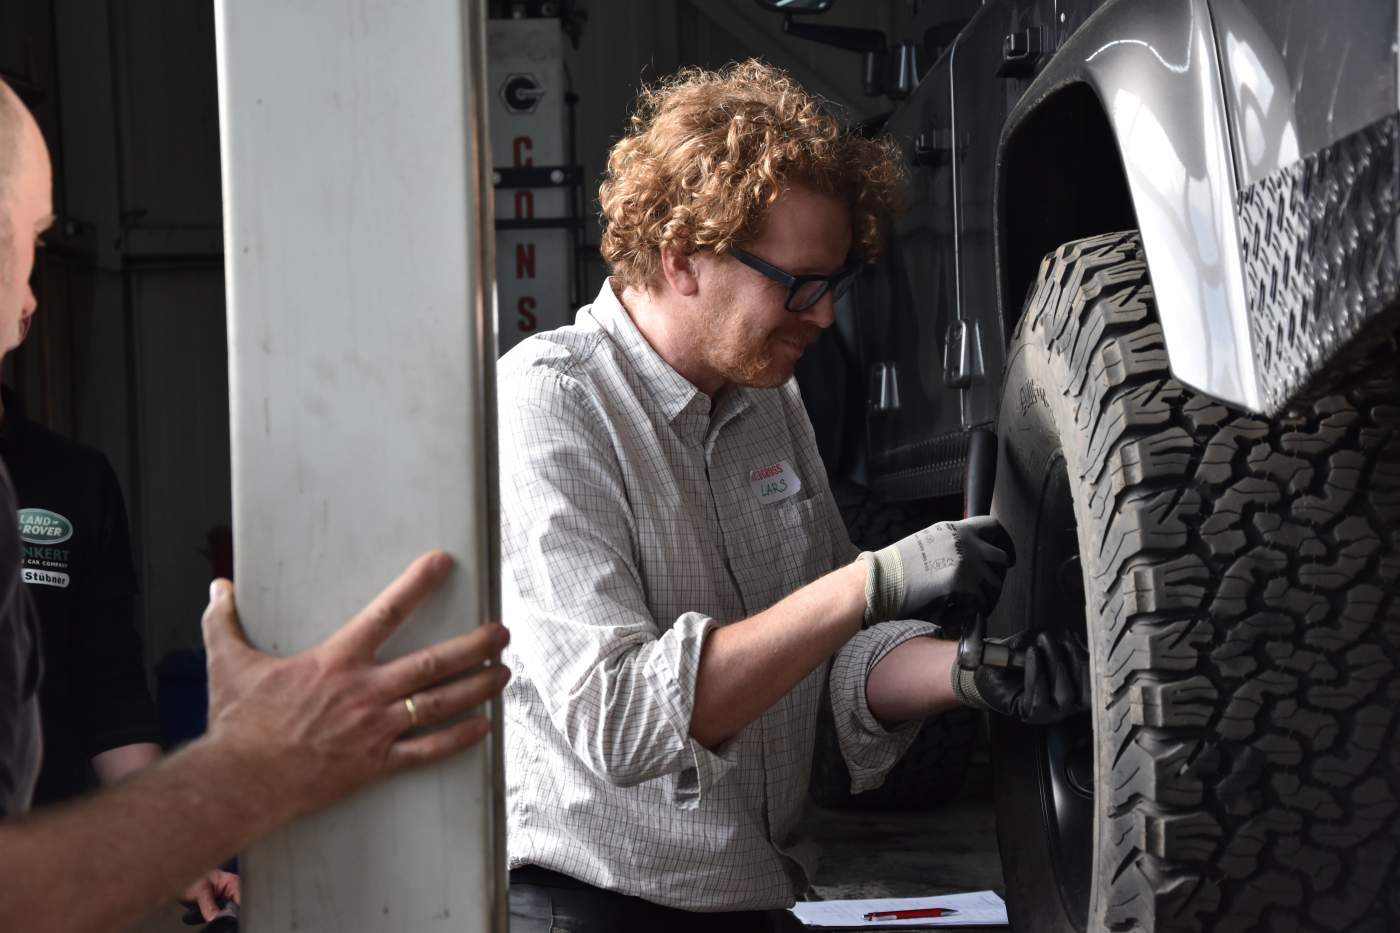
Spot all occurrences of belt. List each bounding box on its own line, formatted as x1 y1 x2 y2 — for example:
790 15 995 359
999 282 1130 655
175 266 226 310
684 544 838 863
509 865 597 891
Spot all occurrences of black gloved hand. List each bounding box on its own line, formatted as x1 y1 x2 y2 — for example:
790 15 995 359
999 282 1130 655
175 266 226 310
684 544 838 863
858 515 1016 625
951 629 1089 724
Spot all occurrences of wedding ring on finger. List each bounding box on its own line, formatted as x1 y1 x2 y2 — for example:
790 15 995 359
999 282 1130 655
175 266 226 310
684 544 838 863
404 695 419 727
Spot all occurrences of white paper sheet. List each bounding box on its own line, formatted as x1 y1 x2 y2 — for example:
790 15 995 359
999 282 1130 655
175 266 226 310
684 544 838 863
790 890 1008 928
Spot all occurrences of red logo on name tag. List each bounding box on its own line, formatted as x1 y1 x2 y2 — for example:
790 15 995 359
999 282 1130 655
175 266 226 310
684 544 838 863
750 463 785 483
749 460 801 505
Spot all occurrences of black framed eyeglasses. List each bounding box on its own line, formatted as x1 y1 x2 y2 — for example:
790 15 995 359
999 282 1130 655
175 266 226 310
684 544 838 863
729 246 862 312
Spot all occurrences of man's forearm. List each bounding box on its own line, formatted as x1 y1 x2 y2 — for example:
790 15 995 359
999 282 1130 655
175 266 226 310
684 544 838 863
0 737 285 933
691 560 866 747
864 635 961 727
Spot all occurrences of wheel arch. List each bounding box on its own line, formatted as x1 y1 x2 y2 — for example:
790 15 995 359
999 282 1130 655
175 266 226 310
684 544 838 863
993 0 1264 412
998 82 1136 346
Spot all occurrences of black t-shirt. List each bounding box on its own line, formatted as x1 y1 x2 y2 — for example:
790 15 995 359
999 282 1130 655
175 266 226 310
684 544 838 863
0 457 42 819
0 409 158 805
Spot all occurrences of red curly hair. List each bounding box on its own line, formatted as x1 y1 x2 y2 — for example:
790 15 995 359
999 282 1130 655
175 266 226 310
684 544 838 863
598 59 905 291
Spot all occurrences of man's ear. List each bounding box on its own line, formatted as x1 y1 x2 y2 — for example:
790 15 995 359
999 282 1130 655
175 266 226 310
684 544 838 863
658 245 700 299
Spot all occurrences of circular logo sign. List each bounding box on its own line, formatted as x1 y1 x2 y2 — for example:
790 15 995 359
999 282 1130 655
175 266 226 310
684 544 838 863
501 73 545 114
18 508 74 545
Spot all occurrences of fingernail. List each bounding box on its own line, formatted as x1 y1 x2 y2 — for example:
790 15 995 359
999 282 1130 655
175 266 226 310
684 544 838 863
209 580 222 602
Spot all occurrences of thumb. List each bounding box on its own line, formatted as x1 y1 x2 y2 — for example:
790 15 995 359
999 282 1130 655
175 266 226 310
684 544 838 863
184 877 219 922
202 579 253 662
197 883 219 922
963 515 1015 566
1020 642 1050 722
1039 632 1076 715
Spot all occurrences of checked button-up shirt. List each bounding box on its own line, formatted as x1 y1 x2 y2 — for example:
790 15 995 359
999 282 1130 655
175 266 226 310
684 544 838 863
497 280 940 911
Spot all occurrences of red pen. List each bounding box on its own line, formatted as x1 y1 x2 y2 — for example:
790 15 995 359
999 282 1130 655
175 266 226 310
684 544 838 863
862 906 959 921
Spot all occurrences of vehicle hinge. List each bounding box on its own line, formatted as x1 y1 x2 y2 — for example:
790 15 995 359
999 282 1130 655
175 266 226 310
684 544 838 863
887 42 921 100
912 127 954 167
868 361 902 412
996 26 1046 79
943 319 975 388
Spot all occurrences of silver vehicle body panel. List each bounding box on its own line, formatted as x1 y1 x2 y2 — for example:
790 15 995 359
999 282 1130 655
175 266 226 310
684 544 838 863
827 0 1397 492
1004 0 1262 409
1214 0 1397 190
1214 0 1400 411
1000 0 1399 414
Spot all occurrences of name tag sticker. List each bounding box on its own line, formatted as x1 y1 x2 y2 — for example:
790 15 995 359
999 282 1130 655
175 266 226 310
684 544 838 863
749 460 801 505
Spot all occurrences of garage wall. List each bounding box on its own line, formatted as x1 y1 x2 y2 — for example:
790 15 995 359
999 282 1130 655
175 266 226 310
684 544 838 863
565 0 904 185
102 0 228 668
126 266 230 668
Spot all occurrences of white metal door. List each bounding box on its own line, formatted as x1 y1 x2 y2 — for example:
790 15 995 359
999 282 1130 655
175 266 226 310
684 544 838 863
214 1 503 930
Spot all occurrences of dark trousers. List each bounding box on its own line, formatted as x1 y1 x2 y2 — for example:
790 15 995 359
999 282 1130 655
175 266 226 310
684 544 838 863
508 866 806 933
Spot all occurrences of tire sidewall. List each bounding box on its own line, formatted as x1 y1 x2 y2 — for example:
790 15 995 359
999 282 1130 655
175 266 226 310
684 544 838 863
988 334 1101 933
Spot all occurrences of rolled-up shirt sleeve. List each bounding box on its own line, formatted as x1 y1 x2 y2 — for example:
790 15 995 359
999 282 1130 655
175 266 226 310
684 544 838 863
500 369 734 804
815 443 945 793
828 619 942 794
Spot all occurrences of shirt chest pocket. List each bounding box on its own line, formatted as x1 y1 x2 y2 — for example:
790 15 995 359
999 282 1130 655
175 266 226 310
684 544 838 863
727 494 831 612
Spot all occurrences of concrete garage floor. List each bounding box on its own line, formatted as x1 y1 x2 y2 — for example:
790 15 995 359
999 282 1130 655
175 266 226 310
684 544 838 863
127 749 1006 932
800 741 1007 917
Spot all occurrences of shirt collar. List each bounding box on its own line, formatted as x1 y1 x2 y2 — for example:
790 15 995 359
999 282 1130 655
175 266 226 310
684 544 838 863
586 279 711 427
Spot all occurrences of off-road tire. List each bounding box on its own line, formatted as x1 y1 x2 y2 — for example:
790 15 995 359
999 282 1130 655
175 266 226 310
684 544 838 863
989 231 1400 931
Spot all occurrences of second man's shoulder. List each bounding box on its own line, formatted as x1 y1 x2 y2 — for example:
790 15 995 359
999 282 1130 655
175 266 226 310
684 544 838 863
4 415 117 483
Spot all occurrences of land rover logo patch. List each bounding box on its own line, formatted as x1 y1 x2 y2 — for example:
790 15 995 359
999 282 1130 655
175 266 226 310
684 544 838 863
18 509 74 588
18 508 73 545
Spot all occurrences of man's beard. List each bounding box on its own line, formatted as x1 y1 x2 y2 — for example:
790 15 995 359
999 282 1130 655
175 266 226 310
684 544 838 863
697 292 822 389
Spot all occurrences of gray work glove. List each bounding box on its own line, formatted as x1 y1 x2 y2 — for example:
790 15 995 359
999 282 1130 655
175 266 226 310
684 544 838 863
951 629 1090 725
857 515 1015 626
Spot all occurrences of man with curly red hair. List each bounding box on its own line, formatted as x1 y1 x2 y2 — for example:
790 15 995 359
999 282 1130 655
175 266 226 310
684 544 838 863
498 60 1088 930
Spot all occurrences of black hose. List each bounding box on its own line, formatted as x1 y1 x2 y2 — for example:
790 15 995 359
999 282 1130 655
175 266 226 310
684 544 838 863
964 427 996 516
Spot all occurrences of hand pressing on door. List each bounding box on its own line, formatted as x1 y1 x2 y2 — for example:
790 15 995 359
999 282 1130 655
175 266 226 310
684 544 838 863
200 550 510 826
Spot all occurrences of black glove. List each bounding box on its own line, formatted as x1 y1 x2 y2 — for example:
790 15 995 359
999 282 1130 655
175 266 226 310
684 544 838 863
951 629 1089 724
858 515 1016 625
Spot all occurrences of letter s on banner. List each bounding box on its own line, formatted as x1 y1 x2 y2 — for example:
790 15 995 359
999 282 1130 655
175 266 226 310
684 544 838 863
517 296 538 331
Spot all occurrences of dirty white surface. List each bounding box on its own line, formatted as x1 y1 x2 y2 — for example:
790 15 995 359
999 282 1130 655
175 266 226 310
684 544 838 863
214 0 503 930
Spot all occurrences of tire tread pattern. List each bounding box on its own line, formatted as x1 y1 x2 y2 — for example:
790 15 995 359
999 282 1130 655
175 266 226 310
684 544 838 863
1012 232 1400 932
